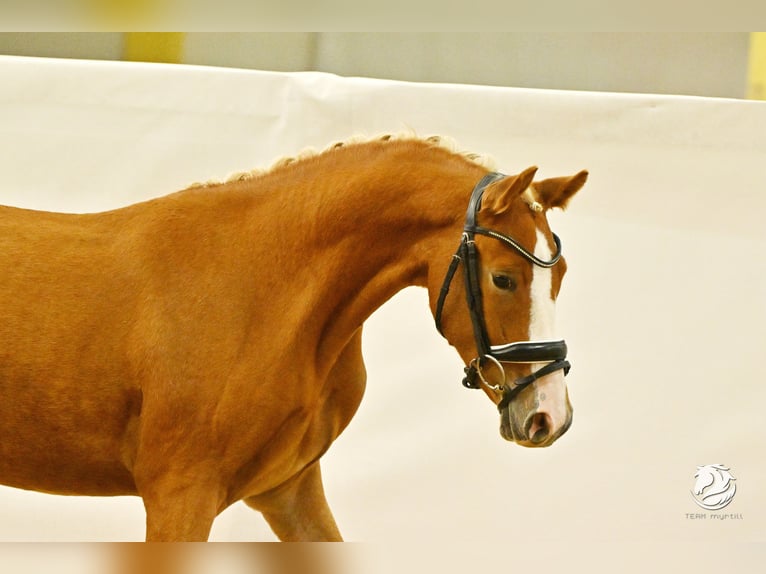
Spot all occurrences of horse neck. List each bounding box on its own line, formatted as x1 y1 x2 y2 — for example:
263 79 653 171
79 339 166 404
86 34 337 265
244 141 488 368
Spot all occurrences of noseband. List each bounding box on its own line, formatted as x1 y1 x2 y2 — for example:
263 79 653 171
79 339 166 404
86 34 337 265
434 172 571 412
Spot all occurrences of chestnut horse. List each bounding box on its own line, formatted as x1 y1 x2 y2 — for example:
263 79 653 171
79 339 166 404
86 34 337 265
0 136 586 541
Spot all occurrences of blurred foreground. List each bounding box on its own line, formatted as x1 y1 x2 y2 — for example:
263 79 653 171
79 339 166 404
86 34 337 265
4 544 361 574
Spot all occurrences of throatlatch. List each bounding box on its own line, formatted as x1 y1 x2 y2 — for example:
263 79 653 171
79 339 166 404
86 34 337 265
434 173 571 411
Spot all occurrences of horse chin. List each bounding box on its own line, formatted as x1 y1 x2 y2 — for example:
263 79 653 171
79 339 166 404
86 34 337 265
499 420 556 448
499 407 531 445
499 419 518 443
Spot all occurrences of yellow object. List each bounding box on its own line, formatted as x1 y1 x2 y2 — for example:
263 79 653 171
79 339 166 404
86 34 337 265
747 32 766 100
123 33 186 64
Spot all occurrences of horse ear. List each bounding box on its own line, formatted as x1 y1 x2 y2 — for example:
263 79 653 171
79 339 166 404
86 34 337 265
533 170 588 210
481 166 539 215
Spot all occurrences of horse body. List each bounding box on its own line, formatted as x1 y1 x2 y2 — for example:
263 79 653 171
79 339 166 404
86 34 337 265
0 206 143 494
0 137 585 540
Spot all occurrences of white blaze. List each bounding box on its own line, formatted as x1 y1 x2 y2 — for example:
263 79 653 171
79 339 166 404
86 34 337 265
528 228 556 341
528 228 569 430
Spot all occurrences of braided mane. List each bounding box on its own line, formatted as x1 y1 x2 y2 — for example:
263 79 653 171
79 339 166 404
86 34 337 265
190 133 498 188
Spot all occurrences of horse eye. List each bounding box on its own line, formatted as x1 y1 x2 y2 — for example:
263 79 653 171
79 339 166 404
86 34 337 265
492 274 516 291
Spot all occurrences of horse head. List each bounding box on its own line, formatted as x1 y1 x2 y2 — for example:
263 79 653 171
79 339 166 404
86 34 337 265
431 166 587 447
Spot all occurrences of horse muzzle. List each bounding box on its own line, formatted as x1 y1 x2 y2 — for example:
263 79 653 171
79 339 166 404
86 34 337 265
499 376 573 447
463 339 573 447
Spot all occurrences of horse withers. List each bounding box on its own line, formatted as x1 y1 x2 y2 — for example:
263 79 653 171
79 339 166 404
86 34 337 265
0 135 586 540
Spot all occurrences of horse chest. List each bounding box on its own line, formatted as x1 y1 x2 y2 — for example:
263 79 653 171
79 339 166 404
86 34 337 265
225 350 367 501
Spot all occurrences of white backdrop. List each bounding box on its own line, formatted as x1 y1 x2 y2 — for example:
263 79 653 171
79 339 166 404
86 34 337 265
1 55 765 569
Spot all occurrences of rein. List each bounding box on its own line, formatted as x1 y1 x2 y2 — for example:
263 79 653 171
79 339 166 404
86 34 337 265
434 173 571 411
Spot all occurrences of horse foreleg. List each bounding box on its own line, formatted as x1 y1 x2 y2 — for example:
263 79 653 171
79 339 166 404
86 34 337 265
245 461 342 541
137 472 222 541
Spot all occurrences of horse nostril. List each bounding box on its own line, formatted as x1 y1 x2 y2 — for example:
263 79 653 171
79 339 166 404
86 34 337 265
525 413 552 444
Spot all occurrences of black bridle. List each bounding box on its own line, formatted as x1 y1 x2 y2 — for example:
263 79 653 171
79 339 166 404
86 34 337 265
434 172 571 412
